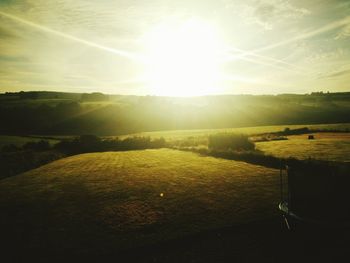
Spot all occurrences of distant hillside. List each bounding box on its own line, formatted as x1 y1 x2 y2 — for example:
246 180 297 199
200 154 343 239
0 91 350 135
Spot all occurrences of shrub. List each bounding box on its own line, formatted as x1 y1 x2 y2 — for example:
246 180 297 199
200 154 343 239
78 135 102 152
208 133 255 151
279 127 310 136
55 135 167 154
1 144 20 152
150 137 166 148
23 140 51 151
55 135 102 154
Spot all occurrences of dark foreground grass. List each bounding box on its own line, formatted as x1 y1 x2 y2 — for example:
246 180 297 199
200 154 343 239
117 216 350 263
0 149 280 261
4 215 350 262
1 149 349 262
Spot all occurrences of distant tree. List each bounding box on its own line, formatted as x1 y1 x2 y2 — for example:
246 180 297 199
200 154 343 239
280 127 309 136
23 140 51 151
151 137 166 148
55 135 166 154
79 134 101 145
208 134 255 151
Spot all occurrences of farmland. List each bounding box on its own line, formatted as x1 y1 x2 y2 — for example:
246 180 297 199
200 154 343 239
0 149 279 260
1 0 350 259
125 124 350 163
256 132 350 162
1 93 350 261
2 123 349 182
127 123 350 140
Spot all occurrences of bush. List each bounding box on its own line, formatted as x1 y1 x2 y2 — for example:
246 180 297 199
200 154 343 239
55 135 102 154
150 137 166 148
278 127 310 136
78 135 102 152
55 135 167 154
23 140 51 151
208 133 255 151
1 144 20 152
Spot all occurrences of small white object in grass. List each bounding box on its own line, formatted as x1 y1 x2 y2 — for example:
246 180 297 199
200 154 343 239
160 193 164 197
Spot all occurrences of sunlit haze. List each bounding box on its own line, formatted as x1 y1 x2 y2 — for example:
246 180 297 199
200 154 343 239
0 0 350 96
142 19 224 96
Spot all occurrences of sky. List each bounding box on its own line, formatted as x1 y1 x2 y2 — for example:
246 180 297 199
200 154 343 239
0 0 350 96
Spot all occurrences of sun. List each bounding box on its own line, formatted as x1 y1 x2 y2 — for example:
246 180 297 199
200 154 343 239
142 19 224 97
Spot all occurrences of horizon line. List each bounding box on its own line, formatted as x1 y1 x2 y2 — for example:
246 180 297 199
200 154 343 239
0 90 347 97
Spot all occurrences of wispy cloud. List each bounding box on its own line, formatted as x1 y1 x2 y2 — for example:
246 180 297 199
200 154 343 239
335 23 350 39
228 0 310 30
319 68 350 79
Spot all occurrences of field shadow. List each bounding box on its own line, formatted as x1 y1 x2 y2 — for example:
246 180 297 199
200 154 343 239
4 216 345 263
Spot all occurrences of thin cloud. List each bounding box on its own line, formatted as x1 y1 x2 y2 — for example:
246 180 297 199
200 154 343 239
321 69 350 79
0 11 143 62
239 0 310 30
335 23 350 39
255 16 350 53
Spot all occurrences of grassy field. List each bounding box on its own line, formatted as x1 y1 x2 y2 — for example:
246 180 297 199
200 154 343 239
0 149 279 259
0 135 60 148
120 123 350 163
124 123 350 141
5 123 349 144
256 132 350 162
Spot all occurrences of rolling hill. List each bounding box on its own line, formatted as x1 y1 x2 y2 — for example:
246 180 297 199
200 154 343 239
0 149 279 261
1 91 350 135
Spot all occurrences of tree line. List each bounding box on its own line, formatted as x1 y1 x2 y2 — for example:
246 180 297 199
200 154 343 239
1 95 350 135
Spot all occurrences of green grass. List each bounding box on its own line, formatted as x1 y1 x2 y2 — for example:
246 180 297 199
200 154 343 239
256 132 350 162
123 123 350 141
0 135 60 148
121 124 350 163
0 149 279 256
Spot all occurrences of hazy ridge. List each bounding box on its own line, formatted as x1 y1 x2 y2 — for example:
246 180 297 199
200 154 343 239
1 91 349 135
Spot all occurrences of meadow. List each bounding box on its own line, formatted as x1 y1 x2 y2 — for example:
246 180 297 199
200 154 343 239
124 123 350 163
2 0 350 259
256 133 350 162
2 122 349 183
1 93 350 261
0 149 279 260
2 122 349 150
127 123 350 140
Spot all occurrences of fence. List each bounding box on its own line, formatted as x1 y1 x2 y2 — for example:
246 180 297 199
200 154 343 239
279 161 350 226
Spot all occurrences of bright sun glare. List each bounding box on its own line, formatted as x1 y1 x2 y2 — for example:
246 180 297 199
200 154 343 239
143 19 224 97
